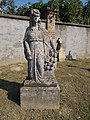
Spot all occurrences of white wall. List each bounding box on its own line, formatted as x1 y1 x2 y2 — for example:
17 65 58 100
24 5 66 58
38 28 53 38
0 17 29 64
0 14 90 64
55 23 90 58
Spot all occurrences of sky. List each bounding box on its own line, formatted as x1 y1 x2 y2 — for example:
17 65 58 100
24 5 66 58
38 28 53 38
14 0 87 7
14 0 48 6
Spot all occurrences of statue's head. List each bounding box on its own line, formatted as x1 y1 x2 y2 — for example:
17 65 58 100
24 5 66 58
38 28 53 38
30 9 40 17
30 9 40 23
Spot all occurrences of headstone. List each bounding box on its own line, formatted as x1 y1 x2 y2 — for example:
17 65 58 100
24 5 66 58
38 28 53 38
66 51 73 60
20 9 60 109
59 46 66 62
56 38 65 62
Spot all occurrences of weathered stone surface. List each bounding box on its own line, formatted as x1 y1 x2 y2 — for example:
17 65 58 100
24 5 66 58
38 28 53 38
24 70 58 87
24 80 57 87
20 69 60 109
20 84 60 109
23 9 56 83
20 9 60 110
47 11 56 40
59 46 66 62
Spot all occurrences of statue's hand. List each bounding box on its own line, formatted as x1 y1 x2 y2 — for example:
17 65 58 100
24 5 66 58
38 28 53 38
25 56 32 60
25 52 32 60
28 56 32 60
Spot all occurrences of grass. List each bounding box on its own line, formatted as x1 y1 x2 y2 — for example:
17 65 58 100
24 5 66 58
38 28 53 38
0 59 90 120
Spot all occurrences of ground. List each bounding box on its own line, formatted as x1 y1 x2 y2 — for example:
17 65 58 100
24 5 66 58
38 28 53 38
0 59 90 120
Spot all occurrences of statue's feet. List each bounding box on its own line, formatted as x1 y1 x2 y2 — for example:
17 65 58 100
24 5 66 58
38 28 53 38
37 77 57 87
24 76 57 87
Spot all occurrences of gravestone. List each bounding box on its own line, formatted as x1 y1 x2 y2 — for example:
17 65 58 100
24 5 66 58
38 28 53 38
20 9 60 109
56 38 65 62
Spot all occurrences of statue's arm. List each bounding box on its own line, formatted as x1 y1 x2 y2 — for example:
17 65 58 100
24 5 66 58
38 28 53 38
23 40 32 60
23 29 32 60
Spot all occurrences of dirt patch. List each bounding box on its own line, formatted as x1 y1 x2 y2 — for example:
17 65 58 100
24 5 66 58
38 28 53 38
0 71 2 74
0 59 90 120
10 66 23 72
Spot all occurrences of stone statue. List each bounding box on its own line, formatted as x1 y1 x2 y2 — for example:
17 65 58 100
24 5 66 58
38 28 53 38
23 9 56 84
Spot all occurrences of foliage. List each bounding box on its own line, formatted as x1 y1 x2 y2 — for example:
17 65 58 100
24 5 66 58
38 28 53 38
29 2 43 10
6 0 16 14
59 0 84 23
0 0 90 25
16 2 43 16
0 0 16 14
48 0 90 24
38 0 43 4
16 3 30 16
83 0 90 24
48 0 61 21
0 0 6 13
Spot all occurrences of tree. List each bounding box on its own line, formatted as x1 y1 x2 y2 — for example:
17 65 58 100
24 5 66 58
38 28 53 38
56 0 83 23
0 0 7 13
83 0 90 24
16 5 28 16
68 0 83 24
48 0 61 21
48 0 84 23
38 0 43 4
16 1 45 16
6 0 16 14
0 0 16 14
16 4 30 16
1 0 89 25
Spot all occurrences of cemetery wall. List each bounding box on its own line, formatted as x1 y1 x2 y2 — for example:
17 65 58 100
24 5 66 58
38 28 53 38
0 14 90 64
55 22 90 59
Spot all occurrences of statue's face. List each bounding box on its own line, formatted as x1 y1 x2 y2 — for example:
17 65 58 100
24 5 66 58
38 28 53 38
33 16 40 23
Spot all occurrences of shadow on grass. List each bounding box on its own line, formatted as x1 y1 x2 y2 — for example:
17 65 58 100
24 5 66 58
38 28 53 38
0 79 23 105
67 65 90 72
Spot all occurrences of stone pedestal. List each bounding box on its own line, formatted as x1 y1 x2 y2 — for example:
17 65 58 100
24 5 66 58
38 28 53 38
20 70 60 109
20 84 60 109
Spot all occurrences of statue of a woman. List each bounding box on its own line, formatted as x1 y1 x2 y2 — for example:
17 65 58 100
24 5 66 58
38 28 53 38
23 9 56 83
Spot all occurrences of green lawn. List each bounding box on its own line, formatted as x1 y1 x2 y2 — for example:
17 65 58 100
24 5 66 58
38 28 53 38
0 59 90 120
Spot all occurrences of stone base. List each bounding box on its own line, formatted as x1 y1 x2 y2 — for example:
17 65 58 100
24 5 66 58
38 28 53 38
24 79 57 87
20 84 60 109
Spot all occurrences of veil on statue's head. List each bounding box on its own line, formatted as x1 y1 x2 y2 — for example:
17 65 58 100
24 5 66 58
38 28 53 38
29 9 41 26
30 9 40 17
